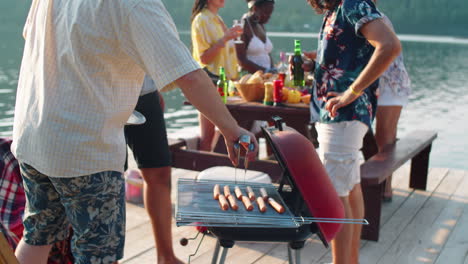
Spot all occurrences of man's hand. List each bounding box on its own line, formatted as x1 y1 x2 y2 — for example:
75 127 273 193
176 69 259 166
222 128 259 166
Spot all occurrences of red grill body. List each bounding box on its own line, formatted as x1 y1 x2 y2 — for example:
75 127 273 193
207 119 344 251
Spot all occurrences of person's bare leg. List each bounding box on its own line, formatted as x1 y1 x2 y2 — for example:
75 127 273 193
348 184 365 264
140 167 184 264
198 113 216 151
15 239 53 264
375 106 402 199
331 196 353 264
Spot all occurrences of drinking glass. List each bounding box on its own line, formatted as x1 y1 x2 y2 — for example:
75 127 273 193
233 19 244 44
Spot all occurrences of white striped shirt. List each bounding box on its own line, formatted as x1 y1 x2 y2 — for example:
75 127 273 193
12 0 200 177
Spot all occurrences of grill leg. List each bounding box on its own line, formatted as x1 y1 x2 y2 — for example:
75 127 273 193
218 247 230 264
287 241 304 264
211 241 221 264
295 248 301 264
287 246 293 264
286 247 302 264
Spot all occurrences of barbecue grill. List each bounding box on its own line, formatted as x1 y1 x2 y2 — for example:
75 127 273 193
176 117 367 264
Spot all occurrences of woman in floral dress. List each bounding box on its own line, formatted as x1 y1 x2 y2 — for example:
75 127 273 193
304 0 401 263
373 0 411 202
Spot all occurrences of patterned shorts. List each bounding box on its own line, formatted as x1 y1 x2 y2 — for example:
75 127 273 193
20 163 126 264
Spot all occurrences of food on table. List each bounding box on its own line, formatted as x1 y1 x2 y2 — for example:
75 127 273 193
287 89 301 104
268 197 285 214
239 73 252 84
234 186 244 200
256 196 267 213
224 185 232 197
259 187 268 201
218 194 229 211
246 70 264 84
241 195 254 211
238 70 278 85
281 87 289 102
301 94 311 104
227 194 239 211
246 186 256 201
213 184 220 200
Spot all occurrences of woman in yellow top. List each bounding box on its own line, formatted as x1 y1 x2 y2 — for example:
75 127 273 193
191 0 242 151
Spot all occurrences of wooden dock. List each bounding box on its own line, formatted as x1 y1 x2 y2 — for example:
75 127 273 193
121 166 468 264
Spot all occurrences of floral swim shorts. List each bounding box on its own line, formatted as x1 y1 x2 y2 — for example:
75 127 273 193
20 163 126 264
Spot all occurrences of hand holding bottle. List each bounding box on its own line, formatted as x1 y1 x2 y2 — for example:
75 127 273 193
302 50 317 72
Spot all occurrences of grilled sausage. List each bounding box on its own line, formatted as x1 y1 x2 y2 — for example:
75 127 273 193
213 184 220 200
234 186 244 200
246 186 256 201
224 185 232 198
227 194 239 211
268 198 285 214
241 196 254 211
218 194 229 211
259 187 268 201
256 197 267 213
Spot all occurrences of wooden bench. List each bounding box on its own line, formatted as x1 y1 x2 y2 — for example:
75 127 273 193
359 130 438 241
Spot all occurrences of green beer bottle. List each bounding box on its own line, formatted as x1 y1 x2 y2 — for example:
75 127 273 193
292 40 305 87
217 67 227 103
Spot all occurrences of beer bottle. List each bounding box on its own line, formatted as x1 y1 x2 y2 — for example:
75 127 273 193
292 40 305 87
217 67 227 103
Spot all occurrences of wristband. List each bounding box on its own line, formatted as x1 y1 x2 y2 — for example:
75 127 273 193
349 86 362 96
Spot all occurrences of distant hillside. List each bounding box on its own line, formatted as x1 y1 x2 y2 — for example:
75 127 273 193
2 0 467 37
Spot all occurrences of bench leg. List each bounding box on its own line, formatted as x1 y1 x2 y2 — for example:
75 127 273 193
361 183 384 241
409 144 432 190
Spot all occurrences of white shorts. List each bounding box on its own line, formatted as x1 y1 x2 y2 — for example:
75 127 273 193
377 87 408 106
316 121 368 197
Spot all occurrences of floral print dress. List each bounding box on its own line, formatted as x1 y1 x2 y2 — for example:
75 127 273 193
313 0 382 128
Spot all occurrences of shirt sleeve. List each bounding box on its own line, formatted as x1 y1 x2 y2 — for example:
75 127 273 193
343 0 382 37
121 0 200 92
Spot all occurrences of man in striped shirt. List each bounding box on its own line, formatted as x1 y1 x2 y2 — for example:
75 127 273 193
12 0 258 263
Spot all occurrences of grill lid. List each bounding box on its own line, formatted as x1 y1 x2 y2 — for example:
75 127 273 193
262 117 345 243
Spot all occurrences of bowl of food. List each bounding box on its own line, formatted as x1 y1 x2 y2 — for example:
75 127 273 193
234 71 265 102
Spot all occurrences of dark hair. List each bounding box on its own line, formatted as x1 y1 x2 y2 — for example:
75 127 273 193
307 0 341 13
191 0 208 22
246 0 275 9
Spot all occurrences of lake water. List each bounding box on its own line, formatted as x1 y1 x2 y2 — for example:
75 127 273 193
1 30 467 170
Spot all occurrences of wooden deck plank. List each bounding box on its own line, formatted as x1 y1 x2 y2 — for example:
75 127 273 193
358 167 448 264
403 169 467 263
376 168 462 264
121 167 467 264
252 243 289 264
317 165 433 263
434 171 468 264
125 202 150 231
